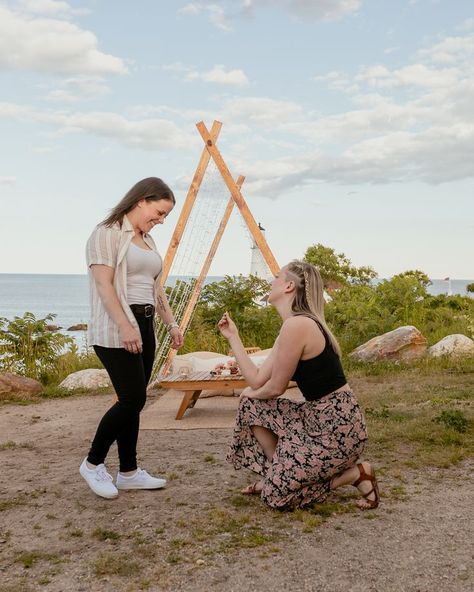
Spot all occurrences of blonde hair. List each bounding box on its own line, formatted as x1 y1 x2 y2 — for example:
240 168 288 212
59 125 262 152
285 260 342 357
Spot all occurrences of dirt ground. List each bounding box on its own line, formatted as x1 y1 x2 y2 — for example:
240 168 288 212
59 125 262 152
0 391 473 592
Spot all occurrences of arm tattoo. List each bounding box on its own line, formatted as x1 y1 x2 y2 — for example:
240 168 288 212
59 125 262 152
157 295 166 312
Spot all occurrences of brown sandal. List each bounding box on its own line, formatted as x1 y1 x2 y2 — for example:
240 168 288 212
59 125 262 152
241 481 263 495
352 463 380 510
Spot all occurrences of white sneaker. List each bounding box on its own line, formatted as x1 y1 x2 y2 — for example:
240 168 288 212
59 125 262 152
79 458 118 499
116 468 166 490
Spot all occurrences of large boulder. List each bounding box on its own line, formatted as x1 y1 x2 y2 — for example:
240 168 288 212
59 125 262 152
349 326 428 362
428 334 474 358
59 369 111 391
67 323 87 331
0 373 43 398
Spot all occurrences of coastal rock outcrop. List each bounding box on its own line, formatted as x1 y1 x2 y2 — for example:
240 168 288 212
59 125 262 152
0 372 43 398
59 369 111 391
45 324 61 332
67 323 88 331
349 325 428 362
428 334 474 358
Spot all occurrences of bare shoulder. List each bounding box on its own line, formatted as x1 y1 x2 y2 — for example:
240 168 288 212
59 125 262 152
279 316 313 339
282 315 325 342
282 316 315 330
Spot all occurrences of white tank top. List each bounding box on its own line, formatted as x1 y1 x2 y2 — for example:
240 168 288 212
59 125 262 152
126 242 162 305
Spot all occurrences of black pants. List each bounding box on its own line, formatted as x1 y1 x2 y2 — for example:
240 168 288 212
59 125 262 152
87 310 156 472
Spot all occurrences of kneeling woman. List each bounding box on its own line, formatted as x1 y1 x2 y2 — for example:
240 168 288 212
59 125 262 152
218 260 379 510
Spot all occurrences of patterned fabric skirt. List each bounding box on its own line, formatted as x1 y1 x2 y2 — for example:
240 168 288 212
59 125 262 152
227 389 367 509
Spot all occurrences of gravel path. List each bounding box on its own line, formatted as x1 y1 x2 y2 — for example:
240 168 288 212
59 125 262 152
0 393 472 592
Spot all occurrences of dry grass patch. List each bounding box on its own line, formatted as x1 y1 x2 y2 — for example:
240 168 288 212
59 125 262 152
92 527 121 541
94 552 141 577
15 550 63 569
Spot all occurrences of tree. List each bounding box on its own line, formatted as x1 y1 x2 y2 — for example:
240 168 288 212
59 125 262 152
199 275 270 324
467 283 474 294
182 275 278 352
395 270 431 289
303 243 377 288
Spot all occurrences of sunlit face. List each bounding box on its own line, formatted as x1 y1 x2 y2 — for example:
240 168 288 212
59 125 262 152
135 198 174 233
267 266 292 305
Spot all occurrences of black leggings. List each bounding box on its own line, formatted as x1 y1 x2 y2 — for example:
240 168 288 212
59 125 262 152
87 311 156 472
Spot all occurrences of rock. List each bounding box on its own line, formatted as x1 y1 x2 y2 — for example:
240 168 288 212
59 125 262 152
45 324 61 331
428 334 474 358
0 373 43 398
59 369 111 391
67 323 88 331
349 325 428 362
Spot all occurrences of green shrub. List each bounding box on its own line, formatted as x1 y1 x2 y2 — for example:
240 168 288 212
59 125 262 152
0 313 73 380
433 410 470 433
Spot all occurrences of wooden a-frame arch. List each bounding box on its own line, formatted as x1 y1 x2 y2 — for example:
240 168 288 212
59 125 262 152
158 120 279 376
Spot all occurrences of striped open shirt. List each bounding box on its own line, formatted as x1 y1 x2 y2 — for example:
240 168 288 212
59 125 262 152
85 214 162 348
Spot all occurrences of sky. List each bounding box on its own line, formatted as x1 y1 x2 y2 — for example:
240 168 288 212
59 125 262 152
0 0 473 279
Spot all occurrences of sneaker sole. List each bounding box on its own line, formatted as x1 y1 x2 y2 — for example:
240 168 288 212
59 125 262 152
116 482 166 490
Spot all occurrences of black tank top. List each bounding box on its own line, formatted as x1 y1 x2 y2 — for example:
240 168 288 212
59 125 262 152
291 319 347 401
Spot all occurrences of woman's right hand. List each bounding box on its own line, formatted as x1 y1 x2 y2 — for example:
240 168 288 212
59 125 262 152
217 311 238 340
119 323 143 354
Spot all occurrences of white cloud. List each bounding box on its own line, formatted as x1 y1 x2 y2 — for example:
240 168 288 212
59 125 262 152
178 2 231 31
247 0 361 21
221 96 303 126
0 176 16 185
16 0 87 17
0 102 194 151
187 64 249 86
178 0 360 30
356 63 460 89
164 62 248 86
419 33 474 65
457 18 474 32
45 76 110 101
2 27 473 193
219 30 474 194
0 5 127 75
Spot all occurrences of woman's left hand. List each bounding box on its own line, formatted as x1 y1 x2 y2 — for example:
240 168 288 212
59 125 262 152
239 386 254 399
169 327 184 349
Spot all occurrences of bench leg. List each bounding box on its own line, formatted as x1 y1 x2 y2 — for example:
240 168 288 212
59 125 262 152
175 390 202 420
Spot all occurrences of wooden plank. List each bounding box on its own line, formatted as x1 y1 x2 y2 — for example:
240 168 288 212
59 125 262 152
160 120 222 285
159 377 247 389
196 121 280 276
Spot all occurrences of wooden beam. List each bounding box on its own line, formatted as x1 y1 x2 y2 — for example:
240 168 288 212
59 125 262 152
160 120 222 285
196 121 279 276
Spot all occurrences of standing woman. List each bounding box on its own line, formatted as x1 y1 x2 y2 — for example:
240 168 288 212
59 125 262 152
80 177 183 499
218 260 379 510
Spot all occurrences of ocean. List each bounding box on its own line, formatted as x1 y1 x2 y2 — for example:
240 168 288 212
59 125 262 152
0 274 472 347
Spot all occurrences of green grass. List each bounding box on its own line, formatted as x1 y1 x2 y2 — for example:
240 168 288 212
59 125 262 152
345 354 474 378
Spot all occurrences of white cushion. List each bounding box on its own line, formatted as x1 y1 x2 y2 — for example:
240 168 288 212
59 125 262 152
193 356 233 372
249 355 268 367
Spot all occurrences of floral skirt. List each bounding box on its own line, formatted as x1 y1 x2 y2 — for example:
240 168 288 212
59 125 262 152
227 390 368 509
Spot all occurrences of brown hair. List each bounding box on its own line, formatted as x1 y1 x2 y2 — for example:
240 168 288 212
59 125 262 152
101 177 175 227
285 260 342 356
